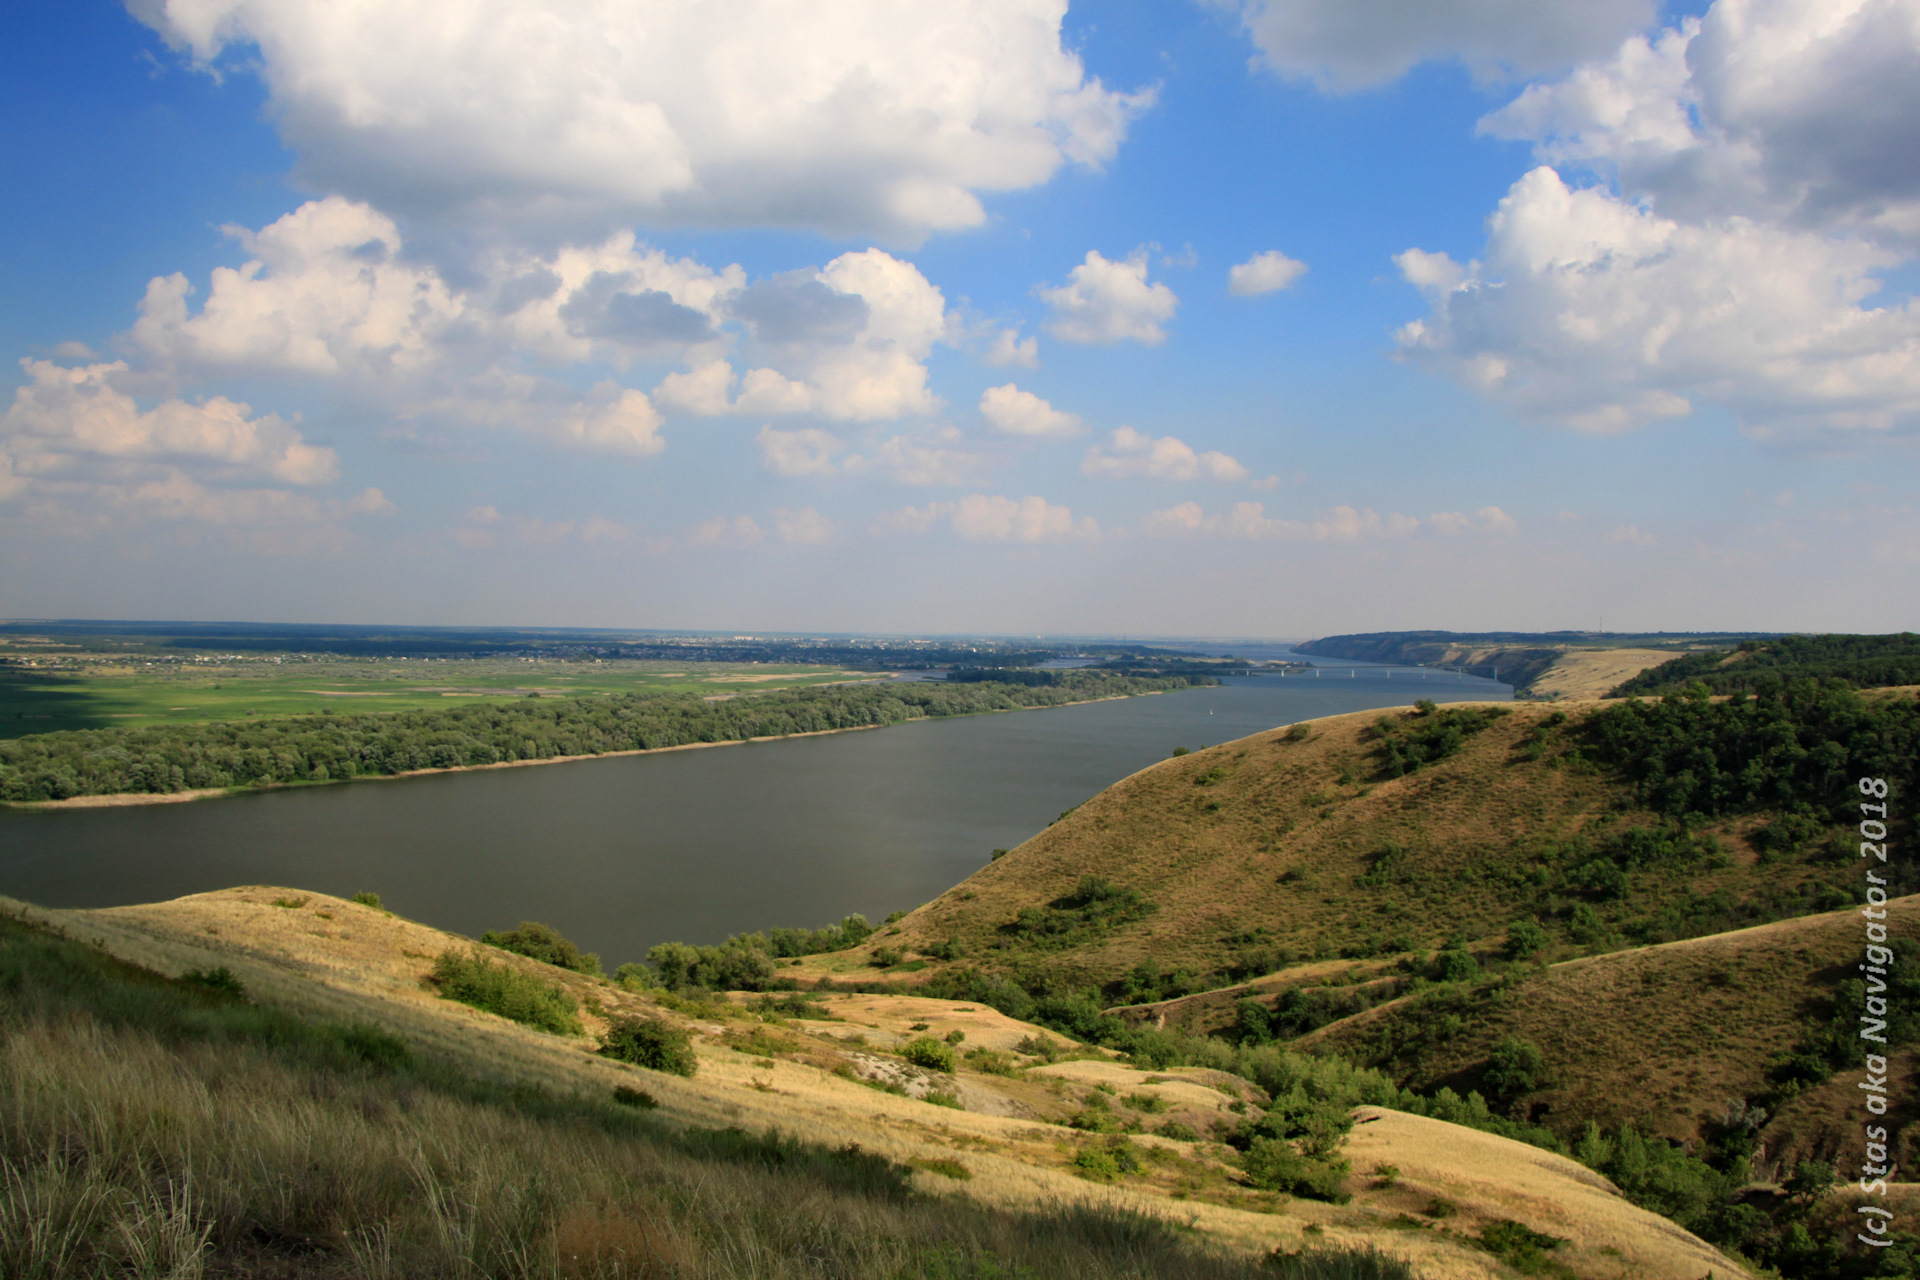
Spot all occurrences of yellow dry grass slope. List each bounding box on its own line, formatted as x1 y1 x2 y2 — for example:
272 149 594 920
2 886 1752 1279
1526 650 1676 700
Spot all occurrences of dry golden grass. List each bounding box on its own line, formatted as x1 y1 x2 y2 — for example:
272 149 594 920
1526 649 1676 700
1339 1108 1745 1280
0 886 1757 1278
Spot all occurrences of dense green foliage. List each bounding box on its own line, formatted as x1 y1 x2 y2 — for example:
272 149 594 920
429 948 584 1034
599 1015 699 1077
480 920 603 975
0 673 1203 801
1370 701 1510 778
1579 680 1920 823
1611 633 1920 696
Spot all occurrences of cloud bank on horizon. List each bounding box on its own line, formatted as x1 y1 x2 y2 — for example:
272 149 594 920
2 0 1917 633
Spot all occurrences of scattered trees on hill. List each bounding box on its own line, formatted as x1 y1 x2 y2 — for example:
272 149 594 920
481 920 602 975
1370 701 1510 778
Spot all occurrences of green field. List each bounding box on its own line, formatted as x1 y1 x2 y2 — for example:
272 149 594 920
0 655 879 738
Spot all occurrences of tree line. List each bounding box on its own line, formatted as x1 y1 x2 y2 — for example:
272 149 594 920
0 672 1207 802
1611 632 1920 696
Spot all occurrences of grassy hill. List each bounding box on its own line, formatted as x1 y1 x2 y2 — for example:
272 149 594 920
0 886 1754 1279
870 701 1868 995
766 685 1919 1277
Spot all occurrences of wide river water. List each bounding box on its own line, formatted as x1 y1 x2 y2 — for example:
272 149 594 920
0 657 1505 966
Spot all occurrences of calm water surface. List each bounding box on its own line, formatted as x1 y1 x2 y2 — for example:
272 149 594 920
0 663 1505 964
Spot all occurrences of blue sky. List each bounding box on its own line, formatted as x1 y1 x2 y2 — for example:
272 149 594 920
3 0 1915 636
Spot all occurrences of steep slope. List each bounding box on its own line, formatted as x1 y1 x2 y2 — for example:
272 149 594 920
0 886 1753 1279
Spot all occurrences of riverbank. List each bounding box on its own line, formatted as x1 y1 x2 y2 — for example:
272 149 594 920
6 690 1159 812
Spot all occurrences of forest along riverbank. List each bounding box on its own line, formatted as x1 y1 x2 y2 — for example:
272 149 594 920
0 673 1509 964
0 673 1203 807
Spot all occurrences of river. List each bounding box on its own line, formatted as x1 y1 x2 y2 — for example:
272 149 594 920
0 658 1506 966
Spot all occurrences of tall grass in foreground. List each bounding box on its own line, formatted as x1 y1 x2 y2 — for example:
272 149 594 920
0 916 1410 1279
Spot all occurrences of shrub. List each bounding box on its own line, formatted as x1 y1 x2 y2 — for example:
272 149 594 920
1073 1148 1121 1180
1157 1121 1199 1142
924 1091 963 1110
349 891 382 909
611 1085 658 1109
613 961 658 990
330 1022 412 1071
965 1048 1017 1075
600 1015 698 1077
1481 1036 1547 1109
913 1158 972 1180
1430 947 1479 983
480 920 602 975
870 947 904 968
1503 919 1548 960
901 1037 956 1072
1285 723 1311 742
182 966 246 999
430 949 583 1035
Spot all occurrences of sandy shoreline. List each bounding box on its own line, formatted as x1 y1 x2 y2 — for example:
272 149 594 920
6 691 1152 812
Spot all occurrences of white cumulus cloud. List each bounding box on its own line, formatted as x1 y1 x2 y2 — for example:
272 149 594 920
2 359 339 495
756 426 845 477
1399 2 1920 442
873 494 1095 541
1219 0 1656 90
133 0 1153 243
1227 250 1307 296
1083 427 1249 482
978 384 1084 437
1039 251 1179 345
1395 166 1920 437
1144 500 1420 540
773 506 837 544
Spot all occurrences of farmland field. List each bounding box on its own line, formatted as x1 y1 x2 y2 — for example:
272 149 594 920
0 655 879 738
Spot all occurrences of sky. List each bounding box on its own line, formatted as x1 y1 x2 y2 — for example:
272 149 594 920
2 0 1917 638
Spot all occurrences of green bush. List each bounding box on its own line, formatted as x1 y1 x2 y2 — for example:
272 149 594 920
1502 920 1548 960
430 949 583 1035
349 891 382 909
1481 1036 1547 1110
901 1036 956 1072
610 1085 658 1109
480 920 602 975
600 1015 698 1077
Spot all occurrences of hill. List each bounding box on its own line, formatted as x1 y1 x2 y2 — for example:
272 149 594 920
1292 631 1771 695
0 886 1753 1279
869 700 1869 995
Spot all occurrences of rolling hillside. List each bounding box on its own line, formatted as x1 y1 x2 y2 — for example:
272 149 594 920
870 700 1864 993
0 887 1753 1279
